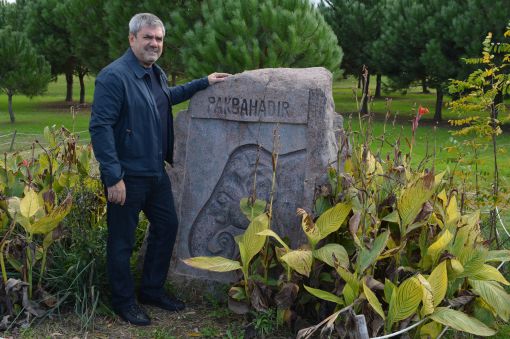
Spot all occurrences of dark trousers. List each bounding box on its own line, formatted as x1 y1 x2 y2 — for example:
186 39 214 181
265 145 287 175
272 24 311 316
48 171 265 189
106 171 178 309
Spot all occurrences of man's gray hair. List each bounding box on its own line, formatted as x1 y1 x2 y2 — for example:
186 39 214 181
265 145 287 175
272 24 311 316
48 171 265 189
129 13 165 37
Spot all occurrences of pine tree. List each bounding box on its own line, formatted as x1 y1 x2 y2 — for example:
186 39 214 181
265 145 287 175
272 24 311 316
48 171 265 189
24 0 77 102
320 0 384 99
64 0 110 75
372 0 508 121
178 0 343 78
0 27 51 123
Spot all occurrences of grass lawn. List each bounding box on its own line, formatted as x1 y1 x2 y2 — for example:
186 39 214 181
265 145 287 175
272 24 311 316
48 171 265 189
2 74 510 337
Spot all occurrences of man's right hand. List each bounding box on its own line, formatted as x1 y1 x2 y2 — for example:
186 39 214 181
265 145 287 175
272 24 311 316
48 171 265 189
107 179 126 205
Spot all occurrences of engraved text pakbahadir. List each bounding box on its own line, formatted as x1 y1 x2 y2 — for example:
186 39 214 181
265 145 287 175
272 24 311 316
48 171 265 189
208 96 290 118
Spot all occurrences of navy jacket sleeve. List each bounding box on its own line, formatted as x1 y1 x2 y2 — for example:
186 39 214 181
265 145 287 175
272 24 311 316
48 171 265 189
169 77 209 105
89 70 124 187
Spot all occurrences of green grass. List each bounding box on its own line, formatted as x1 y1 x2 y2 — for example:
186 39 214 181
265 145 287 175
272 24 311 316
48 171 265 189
1 75 509 179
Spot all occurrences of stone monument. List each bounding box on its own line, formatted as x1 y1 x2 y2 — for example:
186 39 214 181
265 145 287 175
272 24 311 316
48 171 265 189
169 67 343 282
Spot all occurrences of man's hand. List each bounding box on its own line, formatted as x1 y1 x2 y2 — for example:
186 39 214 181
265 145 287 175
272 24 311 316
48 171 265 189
107 179 126 205
208 72 231 85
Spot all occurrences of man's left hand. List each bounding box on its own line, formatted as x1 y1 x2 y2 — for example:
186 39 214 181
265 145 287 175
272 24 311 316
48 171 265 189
208 72 231 85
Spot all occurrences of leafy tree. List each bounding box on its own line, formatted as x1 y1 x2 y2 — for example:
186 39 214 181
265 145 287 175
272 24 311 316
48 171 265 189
178 0 343 78
0 27 51 123
320 0 384 100
0 0 27 31
64 0 109 75
24 0 77 102
373 0 508 121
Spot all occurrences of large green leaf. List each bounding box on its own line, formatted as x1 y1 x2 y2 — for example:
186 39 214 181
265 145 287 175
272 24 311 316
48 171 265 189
281 250 312 277
471 264 510 285
458 246 487 278
363 280 385 320
304 285 343 305
387 277 422 328
486 250 510 263
337 267 359 293
397 172 435 231
183 256 242 272
236 213 269 268
257 229 289 251
428 260 448 307
469 279 510 321
315 202 352 242
357 230 390 273
430 307 496 336
239 198 266 222
313 243 349 269
384 278 396 303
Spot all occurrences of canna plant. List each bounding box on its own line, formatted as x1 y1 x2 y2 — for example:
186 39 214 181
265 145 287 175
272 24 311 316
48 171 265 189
0 125 96 305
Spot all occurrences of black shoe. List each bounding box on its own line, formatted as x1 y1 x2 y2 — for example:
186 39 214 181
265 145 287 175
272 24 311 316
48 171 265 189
139 293 185 312
114 304 151 326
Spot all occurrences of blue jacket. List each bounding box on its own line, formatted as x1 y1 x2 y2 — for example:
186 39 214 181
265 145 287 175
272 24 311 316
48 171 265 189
89 48 209 187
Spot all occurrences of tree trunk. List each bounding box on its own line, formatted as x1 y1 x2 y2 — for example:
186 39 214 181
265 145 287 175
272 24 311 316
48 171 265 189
65 71 73 102
433 87 443 122
422 78 430 93
8 92 15 123
171 72 177 86
361 72 370 114
375 73 382 98
79 72 85 104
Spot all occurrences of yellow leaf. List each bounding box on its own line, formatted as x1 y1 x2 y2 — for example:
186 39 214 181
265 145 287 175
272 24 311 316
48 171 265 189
428 261 448 307
448 258 465 278
313 243 349 269
434 171 446 186
420 321 443 339
469 280 510 321
363 280 385 320
387 277 423 328
315 202 352 244
30 194 72 234
437 190 448 207
257 229 289 251
20 187 42 219
446 195 460 227
236 213 269 268
344 157 353 175
183 256 242 272
417 274 434 315
471 264 510 285
427 230 453 263
397 172 436 231
298 209 320 247
281 250 312 277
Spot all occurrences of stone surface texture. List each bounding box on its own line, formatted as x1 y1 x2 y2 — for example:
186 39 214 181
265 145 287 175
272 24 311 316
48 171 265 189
169 67 343 282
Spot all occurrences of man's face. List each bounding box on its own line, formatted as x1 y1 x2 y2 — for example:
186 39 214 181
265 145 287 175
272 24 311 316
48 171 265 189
129 25 164 67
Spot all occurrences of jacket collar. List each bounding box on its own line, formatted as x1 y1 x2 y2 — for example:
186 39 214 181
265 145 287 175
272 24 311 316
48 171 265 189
123 48 163 79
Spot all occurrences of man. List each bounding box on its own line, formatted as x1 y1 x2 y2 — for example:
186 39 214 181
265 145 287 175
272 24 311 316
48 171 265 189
89 13 228 326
